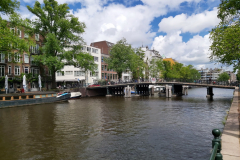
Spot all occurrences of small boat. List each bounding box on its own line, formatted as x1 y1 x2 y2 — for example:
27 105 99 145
69 92 81 99
56 92 71 101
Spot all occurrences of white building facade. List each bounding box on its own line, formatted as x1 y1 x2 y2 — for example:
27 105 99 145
55 45 101 87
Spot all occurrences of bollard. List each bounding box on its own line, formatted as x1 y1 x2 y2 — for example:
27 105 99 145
211 129 223 160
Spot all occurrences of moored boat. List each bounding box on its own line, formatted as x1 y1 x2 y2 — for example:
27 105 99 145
70 92 81 99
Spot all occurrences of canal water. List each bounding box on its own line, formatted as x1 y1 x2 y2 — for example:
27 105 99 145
0 87 234 160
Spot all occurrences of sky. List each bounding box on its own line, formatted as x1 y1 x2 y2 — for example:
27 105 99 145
9 0 232 71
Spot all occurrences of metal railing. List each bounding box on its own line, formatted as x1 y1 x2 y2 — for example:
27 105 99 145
210 129 222 160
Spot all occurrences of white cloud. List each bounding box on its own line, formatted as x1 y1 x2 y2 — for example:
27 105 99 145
158 7 220 33
152 31 213 67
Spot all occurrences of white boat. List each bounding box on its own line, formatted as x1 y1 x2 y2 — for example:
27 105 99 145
70 92 82 99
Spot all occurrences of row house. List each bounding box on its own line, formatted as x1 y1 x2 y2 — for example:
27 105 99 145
0 27 50 91
90 41 119 82
55 45 101 87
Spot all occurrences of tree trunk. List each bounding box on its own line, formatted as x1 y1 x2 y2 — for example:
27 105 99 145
51 71 56 89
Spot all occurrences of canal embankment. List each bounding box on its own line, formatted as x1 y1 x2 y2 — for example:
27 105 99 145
221 87 240 159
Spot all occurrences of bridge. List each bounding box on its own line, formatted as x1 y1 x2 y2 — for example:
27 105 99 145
85 81 236 98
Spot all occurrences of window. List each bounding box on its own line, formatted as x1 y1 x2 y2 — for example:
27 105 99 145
14 53 20 62
24 31 29 38
24 54 29 63
94 56 98 62
35 44 39 53
102 73 104 79
81 46 86 51
101 57 104 62
17 28 21 37
24 67 29 74
0 53 5 63
35 34 39 41
31 68 39 76
8 66 11 75
102 65 104 71
65 71 73 75
57 71 64 76
15 66 20 75
0 65 5 76
105 65 107 71
8 53 12 62
92 48 98 53
10 28 15 34
74 71 85 76
87 47 91 52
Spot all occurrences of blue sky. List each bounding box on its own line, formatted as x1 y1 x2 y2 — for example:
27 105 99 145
14 0 231 71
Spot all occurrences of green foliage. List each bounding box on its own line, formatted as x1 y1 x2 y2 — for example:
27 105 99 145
27 0 87 88
217 72 230 82
149 58 163 78
161 61 200 81
0 0 19 15
130 48 146 79
106 38 135 78
209 0 240 71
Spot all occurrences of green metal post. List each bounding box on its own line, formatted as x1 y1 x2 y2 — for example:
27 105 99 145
211 129 223 160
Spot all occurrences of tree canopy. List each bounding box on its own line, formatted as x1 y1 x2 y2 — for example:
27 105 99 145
217 72 230 82
106 38 135 79
149 58 163 79
160 61 200 81
27 0 94 88
209 0 240 71
0 0 19 15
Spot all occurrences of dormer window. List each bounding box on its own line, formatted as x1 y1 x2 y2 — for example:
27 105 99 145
35 34 39 41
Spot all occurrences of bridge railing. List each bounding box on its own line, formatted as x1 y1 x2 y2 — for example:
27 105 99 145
90 79 239 87
210 129 222 160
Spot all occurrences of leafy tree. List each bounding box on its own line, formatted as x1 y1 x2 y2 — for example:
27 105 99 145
217 72 230 82
27 0 92 88
149 58 163 79
0 0 19 15
130 48 146 80
161 60 175 79
106 38 135 80
209 0 240 71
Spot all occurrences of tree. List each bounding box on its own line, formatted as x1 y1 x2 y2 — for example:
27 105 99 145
0 0 19 15
217 72 230 82
130 48 146 80
209 0 240 71
106 38 135 80
27 0 90 88
149 58 163 79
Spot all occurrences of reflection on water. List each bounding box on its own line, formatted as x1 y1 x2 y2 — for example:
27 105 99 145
0 87 234 160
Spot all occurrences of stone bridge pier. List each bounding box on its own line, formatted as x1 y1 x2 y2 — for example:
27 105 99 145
206 86 214 98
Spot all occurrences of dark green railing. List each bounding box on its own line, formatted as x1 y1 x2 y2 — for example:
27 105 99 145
210 129 222 160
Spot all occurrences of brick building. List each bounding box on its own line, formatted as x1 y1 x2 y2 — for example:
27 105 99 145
0 27 51 92
90 41 118 81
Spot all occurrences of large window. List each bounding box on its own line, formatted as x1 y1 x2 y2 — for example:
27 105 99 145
65 71 73 75
0 53 5 63
57 71 64 76
31 68 39 76
14 66 20 75
14 53 20 62
92 48 98 53
74 71 85 76
87 47 91 52
24 67 29 74
94 56 98 62
8 66 11 75
24 54 29 63
0 65 5 76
